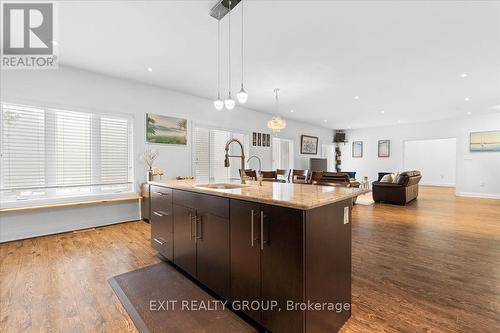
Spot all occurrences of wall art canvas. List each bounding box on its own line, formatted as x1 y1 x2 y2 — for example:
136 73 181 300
470 130 500 152
146 114 187 145
378 139 390 157
352 141 363 158
301 135 318 154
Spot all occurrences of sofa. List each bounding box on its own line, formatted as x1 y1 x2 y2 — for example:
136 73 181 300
372 171 422 205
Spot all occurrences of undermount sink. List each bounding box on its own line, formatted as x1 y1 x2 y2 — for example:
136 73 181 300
195 183 248 190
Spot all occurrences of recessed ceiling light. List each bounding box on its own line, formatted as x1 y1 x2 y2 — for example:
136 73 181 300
323 119 328 123
147 67 153 72
461 73 468 78
464 97 470 102
380 110 385 114
354 96 360 100
290 109 294 113
467 111 472 115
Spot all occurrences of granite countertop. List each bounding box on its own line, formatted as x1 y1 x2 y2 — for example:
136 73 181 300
148 179 369 210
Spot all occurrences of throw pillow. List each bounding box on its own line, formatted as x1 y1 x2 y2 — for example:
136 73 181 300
380 174 393 183
392 172 400 183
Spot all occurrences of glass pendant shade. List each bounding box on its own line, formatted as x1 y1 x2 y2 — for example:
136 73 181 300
225 97 236 110
237 86 248 104
267 116 286 133
214 98 224 110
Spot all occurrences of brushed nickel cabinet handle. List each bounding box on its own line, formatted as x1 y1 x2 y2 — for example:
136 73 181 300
153 238 165 245
189 213 194 240
251 209 254 247
196 216 203 240
153 211 169 217
260 211 264 250
156 191 169 196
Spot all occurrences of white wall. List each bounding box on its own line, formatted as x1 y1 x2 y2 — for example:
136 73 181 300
0 66 332 241
340 114 500 199
403 138 456 186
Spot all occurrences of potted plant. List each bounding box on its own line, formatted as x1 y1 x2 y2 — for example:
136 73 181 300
141 148 159 181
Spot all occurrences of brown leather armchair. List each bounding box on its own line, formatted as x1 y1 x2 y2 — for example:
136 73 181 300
372 171 422 205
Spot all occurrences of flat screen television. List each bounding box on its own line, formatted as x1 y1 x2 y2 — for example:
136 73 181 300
334 132 346 143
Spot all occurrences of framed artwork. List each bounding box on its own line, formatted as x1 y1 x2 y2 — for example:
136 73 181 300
378 139 390 157
470 130 500 152
301 135 318 154
146 114 187 145
352 141 363 158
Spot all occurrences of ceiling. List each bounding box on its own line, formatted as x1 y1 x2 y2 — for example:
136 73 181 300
57 1 500 129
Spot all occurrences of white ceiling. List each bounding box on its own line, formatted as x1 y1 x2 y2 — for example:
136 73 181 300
58 0 500 129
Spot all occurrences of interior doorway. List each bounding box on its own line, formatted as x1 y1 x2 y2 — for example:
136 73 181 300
403 138 457 187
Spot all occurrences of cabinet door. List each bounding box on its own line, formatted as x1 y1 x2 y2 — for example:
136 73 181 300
261 204 304 333
230 199 261 322
196 212 230 299
173 204 197 277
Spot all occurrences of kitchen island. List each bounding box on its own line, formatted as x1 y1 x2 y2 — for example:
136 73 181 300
147 179 368 333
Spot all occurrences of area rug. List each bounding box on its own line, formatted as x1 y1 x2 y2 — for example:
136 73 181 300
108 262 257 333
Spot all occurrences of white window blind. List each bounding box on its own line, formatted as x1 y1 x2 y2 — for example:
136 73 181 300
192 126 249 181
1 103 133 201
1 105 46 189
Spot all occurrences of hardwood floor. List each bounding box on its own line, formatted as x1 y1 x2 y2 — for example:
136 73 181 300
0 186 499 332
344 186 500 333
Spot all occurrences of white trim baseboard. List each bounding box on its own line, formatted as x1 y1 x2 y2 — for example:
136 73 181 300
456 192 500 200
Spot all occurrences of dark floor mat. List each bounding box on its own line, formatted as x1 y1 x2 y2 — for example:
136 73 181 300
108 262 258 333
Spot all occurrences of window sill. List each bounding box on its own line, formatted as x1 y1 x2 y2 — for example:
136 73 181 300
0 192 141 213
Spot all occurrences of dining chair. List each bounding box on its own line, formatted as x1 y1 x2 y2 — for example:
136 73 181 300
243 169 257 180
261 171 277 180
290 169 309 183
276 169 290 182
310 171 324 184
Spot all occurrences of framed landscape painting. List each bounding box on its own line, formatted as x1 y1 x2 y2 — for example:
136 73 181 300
378 139 390 157
352 141 363 158
301 135 319 154
470 130 500 152
146 114 187 145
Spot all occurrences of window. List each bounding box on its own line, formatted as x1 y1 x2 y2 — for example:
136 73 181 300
193 126 249 180
272 137 294 170
1 103 133 203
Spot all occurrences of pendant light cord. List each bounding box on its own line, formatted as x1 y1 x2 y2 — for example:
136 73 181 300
275 88 279 112
228 0 232 97
241 0 244 86
217 18 221 99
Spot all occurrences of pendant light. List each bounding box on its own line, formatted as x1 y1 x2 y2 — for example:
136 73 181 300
237 0 248 104
224 0 236 110
213 17 224 111
267 88 286 133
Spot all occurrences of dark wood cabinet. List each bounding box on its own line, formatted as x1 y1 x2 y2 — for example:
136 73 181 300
261 204 304 333
230 200 262 322
196 211 230 299
171 189 230 297
230 200 304 332
150 186 173 260
173 203 197 277
151 185 353 333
